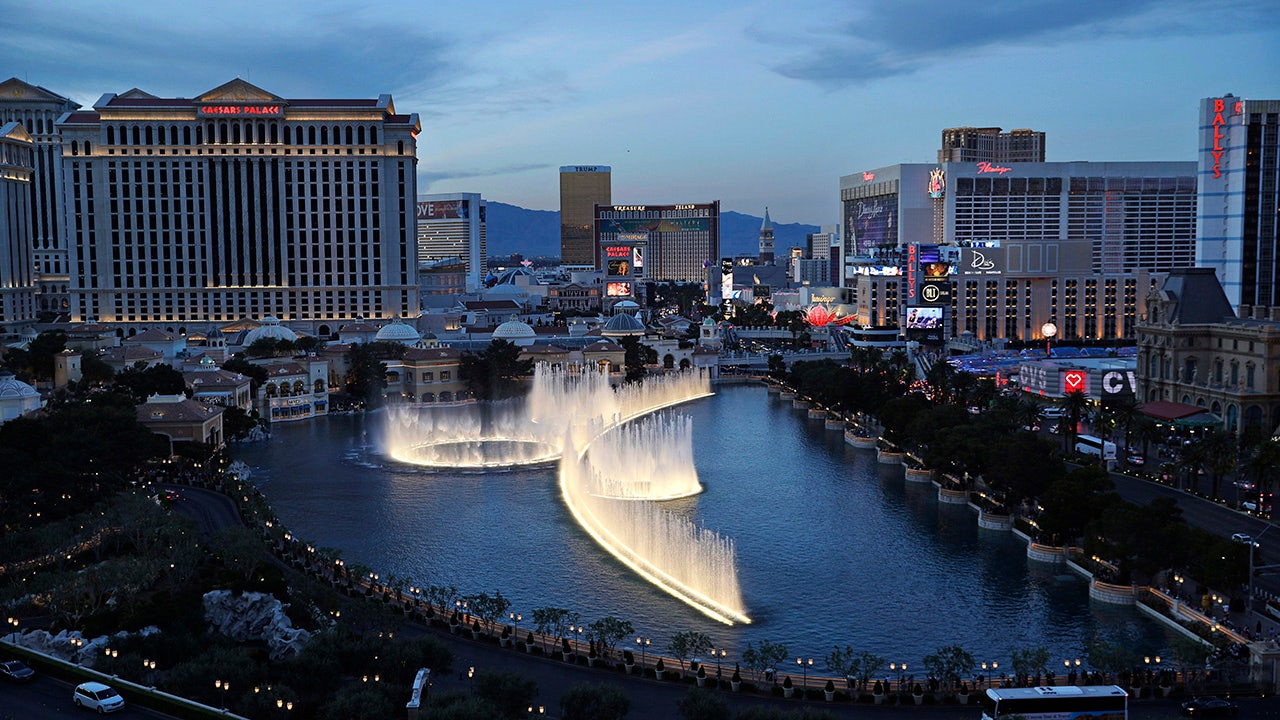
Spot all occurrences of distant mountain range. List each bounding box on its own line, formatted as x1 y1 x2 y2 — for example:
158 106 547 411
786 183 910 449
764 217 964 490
484 201 821 260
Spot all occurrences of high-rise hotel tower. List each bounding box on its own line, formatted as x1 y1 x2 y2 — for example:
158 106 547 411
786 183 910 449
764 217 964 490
1196 94 1280 315
560 165 610 267
0 78 79 314
57 79 421 328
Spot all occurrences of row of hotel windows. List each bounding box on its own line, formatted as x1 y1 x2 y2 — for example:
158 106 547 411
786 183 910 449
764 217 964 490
99 123 383 147
1148 354 1265 390
264 380 327 397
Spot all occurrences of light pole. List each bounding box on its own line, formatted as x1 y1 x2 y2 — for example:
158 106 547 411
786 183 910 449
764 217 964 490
216 679 230 710
711 648 726 681
510 612 522 638
797 657 813 692
276 698 294 713
1041 322 1057 358
637 636 650 672
6 616 17 643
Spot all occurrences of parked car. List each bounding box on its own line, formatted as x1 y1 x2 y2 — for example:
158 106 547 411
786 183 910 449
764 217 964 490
1181 696 1238 717
1231 533 1255 546
0 659 34 682
1127 453 1145 466
1234 480 1257 491
73 681 125 713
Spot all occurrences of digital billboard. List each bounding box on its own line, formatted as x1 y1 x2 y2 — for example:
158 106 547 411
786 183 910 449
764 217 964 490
606 282 633 297
920 278 951 305
416 200 470 220
905 306 943 330
720 258 733 302
607 258 632 276
632 245 644 269
847 196 898 255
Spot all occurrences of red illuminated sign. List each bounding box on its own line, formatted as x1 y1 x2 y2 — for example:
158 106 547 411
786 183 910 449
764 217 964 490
1062 370 1087 394
605 246 631 258
976 162 1012 175
862 171 875 181
199 105 282 117
906 244 918 301
1209 98 1242 179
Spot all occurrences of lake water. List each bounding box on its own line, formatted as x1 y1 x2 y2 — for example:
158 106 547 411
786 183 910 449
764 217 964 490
234 383 1171 671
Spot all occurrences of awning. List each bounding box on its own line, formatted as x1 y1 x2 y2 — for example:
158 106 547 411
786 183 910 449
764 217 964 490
1140 400 1221 427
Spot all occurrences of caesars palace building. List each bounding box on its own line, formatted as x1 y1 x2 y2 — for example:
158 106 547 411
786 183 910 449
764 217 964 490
56 79 420 331
838 161 1197 344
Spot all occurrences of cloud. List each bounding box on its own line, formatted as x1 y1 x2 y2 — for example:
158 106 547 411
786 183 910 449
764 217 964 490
0 0 454 103
769 0 1279 86
418 163 554 190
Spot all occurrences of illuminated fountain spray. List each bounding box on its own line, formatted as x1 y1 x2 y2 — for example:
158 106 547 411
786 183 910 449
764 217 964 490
560 430 750 625
585 415 702 501
380 365 748 624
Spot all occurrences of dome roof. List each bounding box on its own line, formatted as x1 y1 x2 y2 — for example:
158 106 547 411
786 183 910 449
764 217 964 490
0 372 38 400
613 300 640 310
376 319 422 344
492 318 536 340
243 317 298 345
601 312 646 337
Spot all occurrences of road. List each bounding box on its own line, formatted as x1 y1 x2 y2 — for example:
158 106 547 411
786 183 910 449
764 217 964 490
0 670 176 720
160 484 241 535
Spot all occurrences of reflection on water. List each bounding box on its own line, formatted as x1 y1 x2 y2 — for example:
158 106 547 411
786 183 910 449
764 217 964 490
234 384 1172 665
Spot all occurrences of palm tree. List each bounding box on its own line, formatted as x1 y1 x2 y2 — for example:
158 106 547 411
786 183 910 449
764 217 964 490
1108 396 1141 459
1199 429 1238 501
1060 390 1090 455
1243 438 1280 514
1015 400 1046 432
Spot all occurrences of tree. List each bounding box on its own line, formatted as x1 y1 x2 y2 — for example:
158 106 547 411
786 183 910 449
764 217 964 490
222 357 269 396
1060 390 1090 455
586 616 634 660
1008 647 1051 684
559 682 630 720
676 688 729 720
921 644 975 690
473 670 538 720
531 607 577 653
667 630 712 673
742 639 788 681
459 339 534 400
114 362 187 403
824 646 885 690
1198 429 1238 501
618 336 650 384
463 590 511 638
344 343 392 405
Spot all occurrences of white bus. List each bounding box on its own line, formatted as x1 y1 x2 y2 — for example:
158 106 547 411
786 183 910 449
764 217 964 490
1075 434 1117 461
981 685 1127 720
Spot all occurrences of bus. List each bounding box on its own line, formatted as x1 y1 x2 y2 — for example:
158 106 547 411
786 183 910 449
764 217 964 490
1075 434 1117 461
981 686 1127 720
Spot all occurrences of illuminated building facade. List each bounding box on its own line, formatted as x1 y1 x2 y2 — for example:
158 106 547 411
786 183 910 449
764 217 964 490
1196 94 1280 314
560 165 610 266
57 79 420 329
594 201 719 285
0 78 79 314
0 122 38 330
416 192 485 292
839 161 1196 342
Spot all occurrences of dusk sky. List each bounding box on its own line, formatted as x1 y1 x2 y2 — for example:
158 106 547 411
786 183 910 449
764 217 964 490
4 0 1278 225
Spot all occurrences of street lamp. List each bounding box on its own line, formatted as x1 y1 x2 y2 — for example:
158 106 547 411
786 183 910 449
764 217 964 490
711 648 726 681
6 616 17 643
215 679 230 710
1041 322 1057 358
636 636 650 671
510 612 522 637
797 657 813 692
890 662 906 693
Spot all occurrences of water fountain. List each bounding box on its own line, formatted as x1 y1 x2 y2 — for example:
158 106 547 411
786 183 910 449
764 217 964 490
379 365 748 624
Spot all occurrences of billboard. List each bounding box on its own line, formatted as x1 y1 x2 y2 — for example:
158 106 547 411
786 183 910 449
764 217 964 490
905 306 944 342
607 258 632 276
721 258 733 302
847 196 898 255
632 245 644 270
416 200 470 220
959 247 1004 275
606 281 633 297
905 306 943 330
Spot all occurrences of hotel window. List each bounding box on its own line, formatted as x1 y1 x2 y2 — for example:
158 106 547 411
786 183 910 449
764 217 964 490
440 371 451 382
423 371 434 383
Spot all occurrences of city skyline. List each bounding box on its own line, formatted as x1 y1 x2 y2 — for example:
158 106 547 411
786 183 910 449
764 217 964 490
2 0 1278 225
